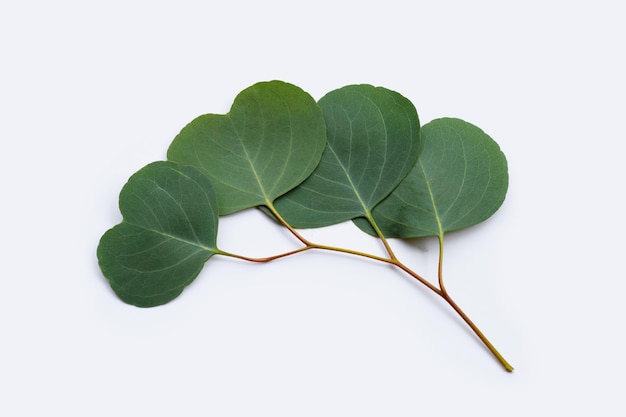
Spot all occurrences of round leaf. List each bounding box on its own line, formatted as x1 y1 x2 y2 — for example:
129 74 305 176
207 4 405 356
355 118 508 238
97 161 219 307
272 84 420 228
167 80 326 215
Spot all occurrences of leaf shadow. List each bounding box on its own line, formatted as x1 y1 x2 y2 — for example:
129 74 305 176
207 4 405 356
394 235 433 253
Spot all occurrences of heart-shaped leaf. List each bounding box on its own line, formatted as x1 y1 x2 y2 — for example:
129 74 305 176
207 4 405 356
97 161 219 307
355 118 508 238
167 80 326 215
271 84 420 228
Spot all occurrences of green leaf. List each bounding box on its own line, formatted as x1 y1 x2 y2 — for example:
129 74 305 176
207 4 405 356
97 161 219 307
167 80 326 215
355 118 508 238
271 84 420 228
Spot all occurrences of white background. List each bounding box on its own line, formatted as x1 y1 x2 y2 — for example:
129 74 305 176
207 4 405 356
1 0 624 415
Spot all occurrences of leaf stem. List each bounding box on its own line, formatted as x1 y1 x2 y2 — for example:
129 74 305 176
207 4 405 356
217 247 311 263
365 211 399 261
439 290 514 372
264 201 313 247
437 234 447 296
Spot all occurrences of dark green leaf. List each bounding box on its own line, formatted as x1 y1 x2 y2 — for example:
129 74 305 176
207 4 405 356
271 84 420 228
355 118 508 238
167 80 326 215
97 161 219 307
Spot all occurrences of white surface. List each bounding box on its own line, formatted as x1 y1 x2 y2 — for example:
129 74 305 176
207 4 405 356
1 0 624 415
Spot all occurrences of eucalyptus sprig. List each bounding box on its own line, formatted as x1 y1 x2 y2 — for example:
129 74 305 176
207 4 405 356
97 80 512 371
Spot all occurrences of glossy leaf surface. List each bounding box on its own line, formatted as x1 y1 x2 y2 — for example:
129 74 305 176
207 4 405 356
272 84 420 228
97 162 219 307
167 80 326 215
355 118 508 238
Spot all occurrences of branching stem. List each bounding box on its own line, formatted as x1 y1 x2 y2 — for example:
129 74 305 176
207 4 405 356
219 202 513 372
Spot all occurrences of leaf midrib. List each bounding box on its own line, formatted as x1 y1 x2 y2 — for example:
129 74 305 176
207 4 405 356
439 128 468 221
229 115 272 205
327 143 371 216
418 159 445 238
126 220 216 253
